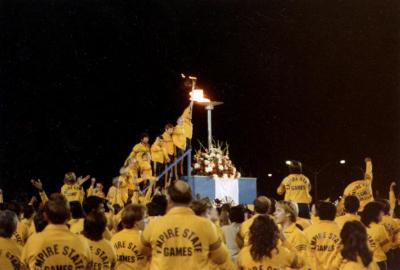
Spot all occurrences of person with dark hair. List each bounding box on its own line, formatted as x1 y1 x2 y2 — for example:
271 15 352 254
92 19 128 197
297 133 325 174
21 193 92 270
190 198 212 217
81 212 117 270
0 210 22 269
222 205 245 263
277 161 312 219
304 201 341 270
219 203 231 227
111 204 148 269
142 180 229 269
146 194 167 218
335 195 361 229
329 221 378 270
127 132 150 163
275 201 310 267
61 172 90 203
338 158 373 214
237 196 270 248
68 201 86 234
6 201 29 248
238 215 303 269
21 204 35 228
33 209 48 233
361 202 391 270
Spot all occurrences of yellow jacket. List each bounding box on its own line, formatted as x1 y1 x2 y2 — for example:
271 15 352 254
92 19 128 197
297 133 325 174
151 137 169 164
366 222 391 262
12 220 29 247
328 253 379 270
304 220 341 270
111 228 148 270
107 186 125 207
277 174 312 204
172 124 187 150
380 215 400 248
61 183 85 203
128 143 150 163
142 207 228 270
335 213 360 229
21 224 92 270
0 237 22 270
139 160 153 180
80 235 117 270
69 218 84 235
238 245 299 269
161 132 174 156
87 186 105 199
181 105 193 139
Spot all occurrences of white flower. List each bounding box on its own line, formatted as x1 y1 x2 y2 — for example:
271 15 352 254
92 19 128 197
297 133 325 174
194 163 200 169
211 163 216 168
204 160 210 165
218 165 224 171
205 166 213 173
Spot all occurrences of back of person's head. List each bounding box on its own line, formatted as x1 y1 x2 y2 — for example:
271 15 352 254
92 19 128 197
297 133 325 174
83 196 104 214
316 201 336 221
249 215 279 261
6 201 22 217
83 211 107 241
64 172 77 184
122 204 146 229
0 210 18 238
165 123 174 130
44 193 70 224
341 221 373 267
23 204 35 220
375 199 390 215
229 205 245 224
147 194 167 216
70 201 85 219
190 199 212 217
289 161 303 174
140 132 149 141
254 196 270 214
167 180 192 205
361 202 383 227
344 196 360 214
277 201 299 223
34 209 48 233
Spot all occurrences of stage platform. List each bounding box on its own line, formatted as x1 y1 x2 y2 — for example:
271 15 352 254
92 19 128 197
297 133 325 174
183 176 257 205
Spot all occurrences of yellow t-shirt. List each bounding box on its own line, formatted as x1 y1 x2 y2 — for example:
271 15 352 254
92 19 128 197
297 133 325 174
69 218 84 235
12 220 29 247
277 174 312 204
87 186 106 199
139 160 153 180
335 213 360 229
284 223 308 256
181 105 193 139
238 214 260 247
0 237 22 270
296 218 312 230
107 186 125 207
142 207 223 270
111 228 148 270
80 235 117 270
172 125 187 150
366 222 391 262
161 132 174 156
380 215 400 245
329 253 379 270
238 245 297 270
21 224 92 270
151 138 168 164
128 143 150 163
61 183 85 203
304 220 341 270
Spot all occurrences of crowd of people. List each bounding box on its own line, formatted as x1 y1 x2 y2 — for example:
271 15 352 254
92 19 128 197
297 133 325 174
0 156 400 270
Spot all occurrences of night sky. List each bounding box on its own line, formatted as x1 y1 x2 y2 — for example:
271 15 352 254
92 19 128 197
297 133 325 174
1 0 399 201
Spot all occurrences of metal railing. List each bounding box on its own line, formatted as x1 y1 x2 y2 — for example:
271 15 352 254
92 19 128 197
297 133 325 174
156 149 192 182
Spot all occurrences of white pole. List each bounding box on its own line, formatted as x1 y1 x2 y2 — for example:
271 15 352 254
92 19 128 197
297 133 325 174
206 104 213 150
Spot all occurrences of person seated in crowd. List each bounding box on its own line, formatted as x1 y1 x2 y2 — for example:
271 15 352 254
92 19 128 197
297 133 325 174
304 201 341 270
222 205 245 264
87 178 105 199
0 210 23 270
238 215 303 269
329 221 379 270
361 201 391 270
237 196 270 248
111 204 149 270
141 180 230 270
61 172 90 203
81 211 117 270
21 193 92 270
335 195 361 229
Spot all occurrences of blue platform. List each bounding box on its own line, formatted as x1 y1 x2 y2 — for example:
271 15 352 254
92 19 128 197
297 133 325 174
183 176 257 204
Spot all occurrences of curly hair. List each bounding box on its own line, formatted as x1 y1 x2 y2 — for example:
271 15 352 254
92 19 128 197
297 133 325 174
340 221 373 267
249 215 279 261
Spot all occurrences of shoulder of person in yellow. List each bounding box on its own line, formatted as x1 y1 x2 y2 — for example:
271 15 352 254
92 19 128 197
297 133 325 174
142 180 229 269
0 210 23 270
111 204 149 269
21 193 92 270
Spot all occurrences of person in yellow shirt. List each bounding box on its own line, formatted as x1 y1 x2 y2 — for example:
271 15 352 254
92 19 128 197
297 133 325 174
304 201 341 270
277 161 312 219
87 178 106 199
111 204 149 270
139 153 154 187
360 202 391 270
68 201 85 235
61 172 90 203
81 211 117 270
21 193 92 270
339 158 373 212
335 195 361 229
107 177 128 207
6 201 29 248
151 136 170 179
142 180 229 270
127 133 151 163
238 215 303 270
161 124 175 183
328 221 379 270
237 196 270 248
0 210 23 270
173 117 187 177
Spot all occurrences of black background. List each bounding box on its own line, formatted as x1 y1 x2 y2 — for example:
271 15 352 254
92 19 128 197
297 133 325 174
1 0 399 202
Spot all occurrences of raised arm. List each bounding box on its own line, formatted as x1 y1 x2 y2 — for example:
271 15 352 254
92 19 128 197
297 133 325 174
31 179 48 203
364 157 373 182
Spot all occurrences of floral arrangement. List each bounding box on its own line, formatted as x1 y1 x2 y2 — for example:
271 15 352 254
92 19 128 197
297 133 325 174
192 141 241 178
